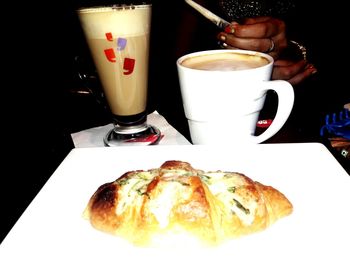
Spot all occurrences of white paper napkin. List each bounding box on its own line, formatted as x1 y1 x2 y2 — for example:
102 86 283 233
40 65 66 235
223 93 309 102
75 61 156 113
71 111 191 147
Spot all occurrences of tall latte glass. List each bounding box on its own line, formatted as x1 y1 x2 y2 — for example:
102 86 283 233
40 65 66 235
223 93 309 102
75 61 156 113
77 3 161 146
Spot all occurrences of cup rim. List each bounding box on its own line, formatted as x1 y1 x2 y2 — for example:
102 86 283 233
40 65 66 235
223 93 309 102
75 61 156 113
177 49 273 72
77 4 151 13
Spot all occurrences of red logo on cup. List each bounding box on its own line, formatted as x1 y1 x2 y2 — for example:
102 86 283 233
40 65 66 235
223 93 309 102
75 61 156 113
105 32 113 42
103 32 135 75
123 58 135 75
104 49 116 62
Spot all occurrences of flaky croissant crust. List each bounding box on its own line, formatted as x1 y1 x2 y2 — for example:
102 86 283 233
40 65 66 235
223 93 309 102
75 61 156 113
83 160 293 246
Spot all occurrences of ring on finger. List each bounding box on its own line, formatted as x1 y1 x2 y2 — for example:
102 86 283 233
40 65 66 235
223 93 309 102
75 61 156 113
265 38 275 53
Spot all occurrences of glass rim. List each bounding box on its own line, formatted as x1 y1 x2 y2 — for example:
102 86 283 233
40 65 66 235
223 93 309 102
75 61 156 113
77 4 151 13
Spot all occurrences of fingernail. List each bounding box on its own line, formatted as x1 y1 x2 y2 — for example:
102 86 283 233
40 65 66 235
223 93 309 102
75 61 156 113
224 25 234 34
305 63 313 69
230 22 239 33
221 42 228 48
307 64 317 74
220 35 226 42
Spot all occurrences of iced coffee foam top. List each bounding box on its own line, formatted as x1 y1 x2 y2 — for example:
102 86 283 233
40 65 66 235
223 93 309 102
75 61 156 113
77 5 151 38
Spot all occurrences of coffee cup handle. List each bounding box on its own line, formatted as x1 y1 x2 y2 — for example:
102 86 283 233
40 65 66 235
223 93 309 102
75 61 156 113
252 80 294 143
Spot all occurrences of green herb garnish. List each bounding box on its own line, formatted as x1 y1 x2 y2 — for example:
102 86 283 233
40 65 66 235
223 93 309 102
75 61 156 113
232 198 250 214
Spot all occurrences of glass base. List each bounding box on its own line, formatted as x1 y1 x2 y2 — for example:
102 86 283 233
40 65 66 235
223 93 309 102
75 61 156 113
104 123 162 146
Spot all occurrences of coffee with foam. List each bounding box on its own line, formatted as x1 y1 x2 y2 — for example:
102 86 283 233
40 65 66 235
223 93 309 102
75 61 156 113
176 49 294 145
78 5 151 38
77 5 151 117
181 52 270 71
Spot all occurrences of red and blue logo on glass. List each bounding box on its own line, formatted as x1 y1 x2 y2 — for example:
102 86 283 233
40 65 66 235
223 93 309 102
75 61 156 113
103 32 135 75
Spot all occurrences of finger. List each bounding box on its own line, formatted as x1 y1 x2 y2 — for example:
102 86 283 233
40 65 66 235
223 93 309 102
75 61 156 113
233 18 285 38
228 20 287 57
272 60 317 84
218 33 260 50
272 60 308 80
218 33 283 57
273 59 299 67
241 16 272 25
286 66 318 85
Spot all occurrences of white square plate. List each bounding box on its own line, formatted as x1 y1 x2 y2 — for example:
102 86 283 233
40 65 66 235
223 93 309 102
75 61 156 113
1 143 349 263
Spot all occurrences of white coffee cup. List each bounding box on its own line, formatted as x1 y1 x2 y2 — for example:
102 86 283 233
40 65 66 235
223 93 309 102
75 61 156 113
176 49 294 145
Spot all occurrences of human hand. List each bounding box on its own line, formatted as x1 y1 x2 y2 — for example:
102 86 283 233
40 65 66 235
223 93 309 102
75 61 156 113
272 59 317 85
217 16 317 85
217 16 287 59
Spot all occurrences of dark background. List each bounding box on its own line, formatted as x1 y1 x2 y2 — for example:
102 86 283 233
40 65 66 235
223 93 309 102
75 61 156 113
1 0 349 243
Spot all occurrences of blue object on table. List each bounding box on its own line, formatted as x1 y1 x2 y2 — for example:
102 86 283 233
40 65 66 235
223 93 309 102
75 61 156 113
320 109 350 139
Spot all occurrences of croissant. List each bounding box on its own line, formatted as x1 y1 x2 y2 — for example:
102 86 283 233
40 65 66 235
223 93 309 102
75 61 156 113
83 160 293 246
